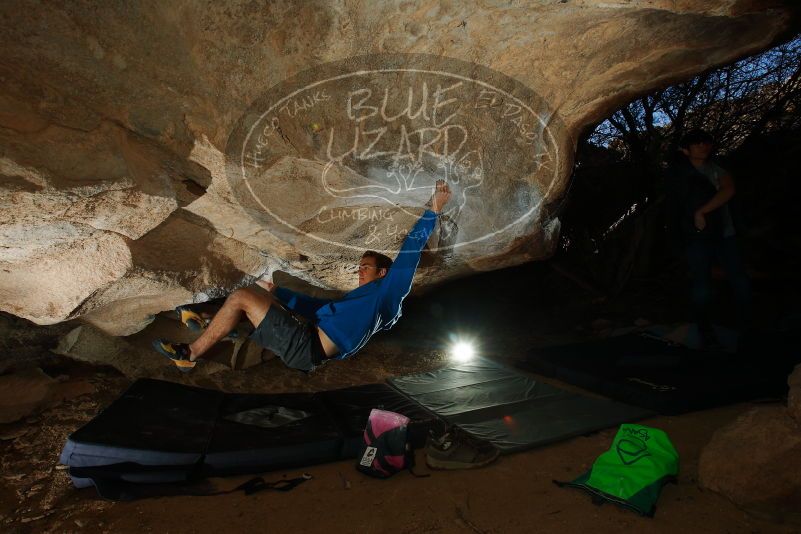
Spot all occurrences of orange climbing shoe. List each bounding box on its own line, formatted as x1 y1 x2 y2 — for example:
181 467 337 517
152 339 196 372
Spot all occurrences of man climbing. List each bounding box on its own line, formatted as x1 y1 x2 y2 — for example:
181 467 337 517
153 180 452 372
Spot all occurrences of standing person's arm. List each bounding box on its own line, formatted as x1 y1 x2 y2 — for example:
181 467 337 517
694 173 735 231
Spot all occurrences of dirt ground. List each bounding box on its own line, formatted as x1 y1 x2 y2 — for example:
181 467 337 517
1 261 798 533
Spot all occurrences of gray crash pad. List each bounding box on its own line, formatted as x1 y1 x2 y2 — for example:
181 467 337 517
389 357 653 452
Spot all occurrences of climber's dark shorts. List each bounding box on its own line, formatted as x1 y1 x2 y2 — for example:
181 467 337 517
249 302 325 372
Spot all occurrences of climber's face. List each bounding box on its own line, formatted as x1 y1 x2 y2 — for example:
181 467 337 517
358 256 387 286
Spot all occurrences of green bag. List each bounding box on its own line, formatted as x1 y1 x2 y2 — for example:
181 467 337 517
557 424 679 516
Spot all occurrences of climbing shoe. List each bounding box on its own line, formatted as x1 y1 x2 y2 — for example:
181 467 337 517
176 305 208 332
425 427 499 470
176 304 239 340
152 339 196 372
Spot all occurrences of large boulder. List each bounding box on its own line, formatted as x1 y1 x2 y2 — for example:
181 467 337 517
699 405 801 525
0 1 798 334
0 368 58 424
0 367 94 423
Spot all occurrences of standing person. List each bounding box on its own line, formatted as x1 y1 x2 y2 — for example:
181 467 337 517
666 129 751 346
153 180 452 372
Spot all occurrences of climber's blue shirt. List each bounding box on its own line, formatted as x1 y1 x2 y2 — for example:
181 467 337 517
274 210 437 360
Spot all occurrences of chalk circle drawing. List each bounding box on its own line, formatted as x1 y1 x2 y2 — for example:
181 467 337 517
225 54 564 255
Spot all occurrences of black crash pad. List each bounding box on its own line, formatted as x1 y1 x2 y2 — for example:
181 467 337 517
516 331 800 415
60 379 438 497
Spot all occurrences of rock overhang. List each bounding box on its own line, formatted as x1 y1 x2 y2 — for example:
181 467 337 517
0 0 798 334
